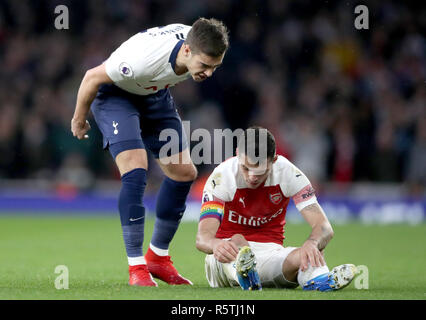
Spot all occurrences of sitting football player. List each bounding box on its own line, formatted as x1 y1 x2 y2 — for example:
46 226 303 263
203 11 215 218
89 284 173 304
196 126 357 291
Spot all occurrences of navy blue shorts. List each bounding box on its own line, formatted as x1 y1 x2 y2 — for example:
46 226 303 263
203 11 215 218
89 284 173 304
91 84 187 159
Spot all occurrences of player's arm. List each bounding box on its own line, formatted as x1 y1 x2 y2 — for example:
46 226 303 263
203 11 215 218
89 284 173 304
285 163 334 271
71 63 113 140
299 201 334 270
196 217 239 263
195 196 239 263
300 202 334 252
292 183 334 271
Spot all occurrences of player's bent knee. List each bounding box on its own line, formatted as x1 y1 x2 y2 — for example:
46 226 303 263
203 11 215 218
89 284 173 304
281 248 302 283
115 149 148 176
168 164 198 182
186 165 198 181
282 248 302 272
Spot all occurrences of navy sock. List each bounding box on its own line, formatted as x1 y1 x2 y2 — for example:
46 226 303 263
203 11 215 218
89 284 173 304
151 176 193 250
119 168 147 258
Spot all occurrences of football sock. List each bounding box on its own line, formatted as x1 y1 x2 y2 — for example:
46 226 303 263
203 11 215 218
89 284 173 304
297 264 330 287
150 176 193 250
119 168 147 262
149 243 169 256
128 256 146 266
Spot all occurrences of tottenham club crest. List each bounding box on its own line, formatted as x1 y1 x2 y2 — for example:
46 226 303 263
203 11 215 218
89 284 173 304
119 62 133 77
269 192 282 205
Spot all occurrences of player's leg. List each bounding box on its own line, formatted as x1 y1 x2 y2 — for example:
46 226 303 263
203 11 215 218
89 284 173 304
140 96 195 285
203 235 259 290
153 148 197 251
282 248 357 292
91 84 156 286
204 254 238 288
224 234 262 290
114 148 157 286
249 243 299 289
282 248 329 284
114 148 148 261
142 148 196 285
203 235 261 290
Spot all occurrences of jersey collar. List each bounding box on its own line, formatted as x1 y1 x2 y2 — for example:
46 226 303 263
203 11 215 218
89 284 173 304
169 40 185 74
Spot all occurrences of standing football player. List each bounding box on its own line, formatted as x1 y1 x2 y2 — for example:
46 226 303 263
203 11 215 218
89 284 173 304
196 127 357 291
71 18 229 286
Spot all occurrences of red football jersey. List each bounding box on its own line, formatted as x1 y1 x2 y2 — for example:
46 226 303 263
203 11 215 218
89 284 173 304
200 156 317 245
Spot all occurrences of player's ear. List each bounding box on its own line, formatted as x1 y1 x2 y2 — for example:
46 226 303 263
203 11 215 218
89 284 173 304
236 147 239 157
183 43 191 57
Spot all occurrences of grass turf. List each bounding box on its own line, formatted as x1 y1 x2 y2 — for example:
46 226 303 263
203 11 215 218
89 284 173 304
0 215 425 300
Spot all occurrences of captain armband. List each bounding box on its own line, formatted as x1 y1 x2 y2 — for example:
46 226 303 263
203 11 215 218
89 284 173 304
292 184 318 211
200 201 224 222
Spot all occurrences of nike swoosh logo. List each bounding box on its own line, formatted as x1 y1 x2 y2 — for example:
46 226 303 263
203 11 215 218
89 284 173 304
129 217 143 222
296 174 302 177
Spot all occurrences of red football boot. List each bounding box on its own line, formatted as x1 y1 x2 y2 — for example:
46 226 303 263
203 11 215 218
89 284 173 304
128 264 158 287
145 248 193 285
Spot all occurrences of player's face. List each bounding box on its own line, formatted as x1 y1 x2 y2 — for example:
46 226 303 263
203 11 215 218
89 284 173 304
187 52 224 82
238 155 273 189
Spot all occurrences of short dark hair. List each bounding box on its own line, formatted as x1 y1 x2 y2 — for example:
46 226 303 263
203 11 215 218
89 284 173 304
185 18 229 57
237 126 276 164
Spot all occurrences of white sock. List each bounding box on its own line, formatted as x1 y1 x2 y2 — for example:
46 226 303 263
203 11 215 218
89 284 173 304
150 243 169 256
128 256 146 266
297 264 330 287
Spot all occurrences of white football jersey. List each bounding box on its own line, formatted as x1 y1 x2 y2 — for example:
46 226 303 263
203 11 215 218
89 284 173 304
105 24 192 95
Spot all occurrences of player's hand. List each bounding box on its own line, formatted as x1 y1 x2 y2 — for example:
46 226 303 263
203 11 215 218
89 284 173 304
212 239 240 263
299 239 326 272
71 118 90 140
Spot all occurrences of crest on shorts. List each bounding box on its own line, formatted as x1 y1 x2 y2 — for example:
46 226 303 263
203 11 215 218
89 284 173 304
269 192 282 205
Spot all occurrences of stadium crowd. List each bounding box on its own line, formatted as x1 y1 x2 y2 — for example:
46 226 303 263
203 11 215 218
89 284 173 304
0 0 424 194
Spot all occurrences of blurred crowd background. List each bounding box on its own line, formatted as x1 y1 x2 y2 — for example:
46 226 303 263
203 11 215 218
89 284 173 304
0 0 425 197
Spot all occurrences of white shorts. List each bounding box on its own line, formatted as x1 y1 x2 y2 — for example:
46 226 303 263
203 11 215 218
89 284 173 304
204 241 299 288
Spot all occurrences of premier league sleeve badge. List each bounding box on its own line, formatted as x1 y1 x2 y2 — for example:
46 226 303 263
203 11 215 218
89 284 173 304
119 62 133 78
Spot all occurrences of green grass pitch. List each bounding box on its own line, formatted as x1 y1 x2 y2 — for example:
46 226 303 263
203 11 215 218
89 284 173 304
0 214 425 300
